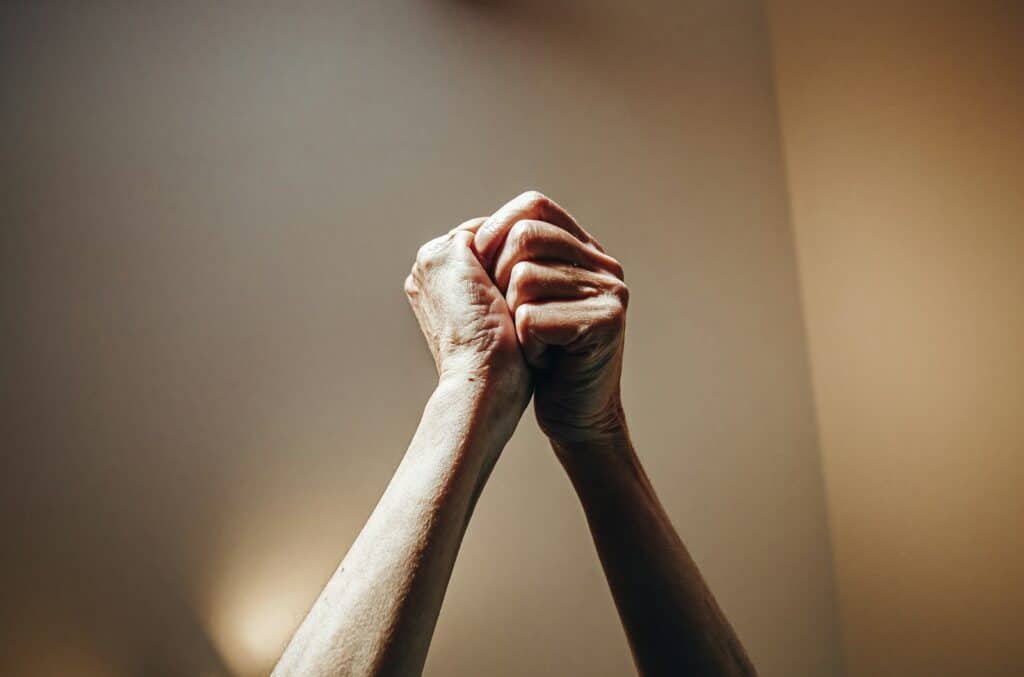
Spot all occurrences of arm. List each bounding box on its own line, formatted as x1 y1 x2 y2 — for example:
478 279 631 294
273 219 530 676
555 431 755 676
474 191 757 676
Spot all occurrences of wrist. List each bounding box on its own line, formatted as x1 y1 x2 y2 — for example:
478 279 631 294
550 424 631 460
435 367 530 435
439 351 530 403
545 396 629 449
551 422 638 489
406 374 525 485
548 395 634 464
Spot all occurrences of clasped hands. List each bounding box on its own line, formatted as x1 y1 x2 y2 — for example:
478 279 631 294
274 190 756 677
404 190 629 453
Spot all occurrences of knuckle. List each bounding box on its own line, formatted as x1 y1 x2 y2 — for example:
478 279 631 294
610 279 630 308
608 300 627 328
508 260 536 291
514 303 534 330
594 294 626 332
612 303 626 327
414 242 432 265
415 236 447 267
606 257 625 281
519 189 550 210
450 216 487 234
508 220 537 252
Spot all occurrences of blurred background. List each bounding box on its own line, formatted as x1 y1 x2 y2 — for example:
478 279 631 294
1 1 1020 675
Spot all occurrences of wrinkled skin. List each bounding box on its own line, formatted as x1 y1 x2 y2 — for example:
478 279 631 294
473 191 629 444
274 192 755 677
403 218 531 405
404 195 629 444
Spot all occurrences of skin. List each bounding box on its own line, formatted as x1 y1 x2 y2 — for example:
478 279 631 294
273 192 756 676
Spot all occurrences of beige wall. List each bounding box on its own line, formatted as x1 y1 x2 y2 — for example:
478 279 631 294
768 1 1024 675
2 2 841 676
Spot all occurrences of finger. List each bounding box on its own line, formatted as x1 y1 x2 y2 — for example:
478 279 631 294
449 216 489 235
493 220 624 293
413 226 480 274
514 295 626 367
505 261 609 313
473 191 592 269
449 228 485 266
514 301 582 367
513 300 589 367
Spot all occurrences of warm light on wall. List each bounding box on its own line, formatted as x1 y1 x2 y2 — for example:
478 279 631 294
200 492 357 676
206 565 314 676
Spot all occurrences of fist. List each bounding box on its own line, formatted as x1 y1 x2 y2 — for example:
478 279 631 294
405 219 530 402
474 192 629 444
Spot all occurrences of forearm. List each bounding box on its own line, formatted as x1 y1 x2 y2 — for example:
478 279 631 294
555 425 756 677
273 375 520 677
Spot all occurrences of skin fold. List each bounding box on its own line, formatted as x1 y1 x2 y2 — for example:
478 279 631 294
272 192 757 676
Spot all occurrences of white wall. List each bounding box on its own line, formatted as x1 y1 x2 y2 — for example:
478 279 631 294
768 1 1024 674
2 1 841 675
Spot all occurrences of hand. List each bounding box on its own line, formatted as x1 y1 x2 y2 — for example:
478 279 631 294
474 192 629 446
405 218 531 404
